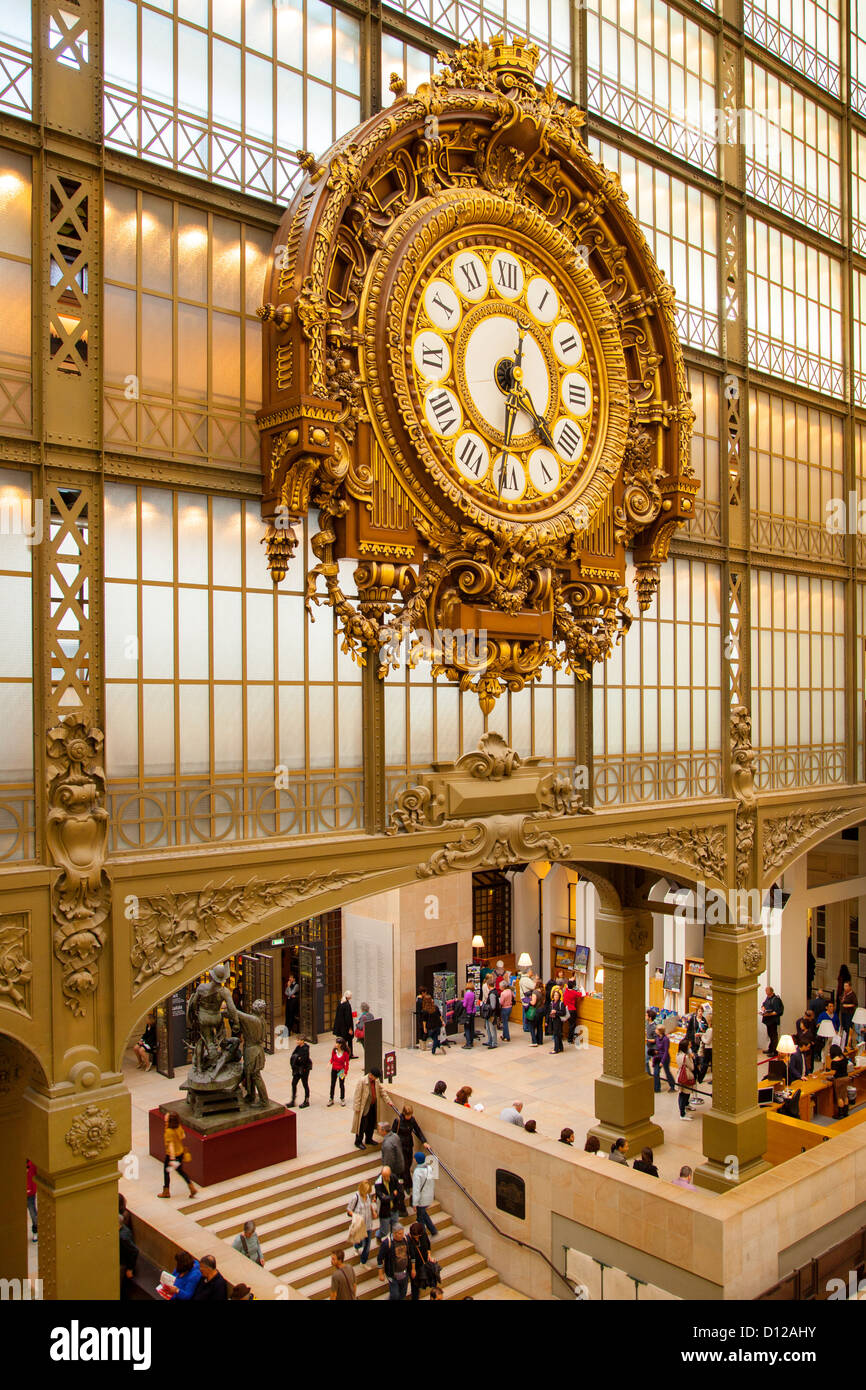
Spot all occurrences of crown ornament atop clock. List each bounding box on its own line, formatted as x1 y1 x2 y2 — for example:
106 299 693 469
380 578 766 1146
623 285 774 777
257 36 697 713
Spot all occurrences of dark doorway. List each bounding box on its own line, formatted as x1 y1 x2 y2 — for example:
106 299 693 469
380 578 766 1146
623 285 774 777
415 942 458 997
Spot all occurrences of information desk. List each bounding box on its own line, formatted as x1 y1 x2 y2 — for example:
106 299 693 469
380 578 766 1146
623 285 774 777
761 1059 866 1165
576 995 603 1047
772 1062 866 1122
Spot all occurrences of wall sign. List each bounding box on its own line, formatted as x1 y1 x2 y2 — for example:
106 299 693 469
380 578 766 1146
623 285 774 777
495 1168 526 1220
384 1050 397 1081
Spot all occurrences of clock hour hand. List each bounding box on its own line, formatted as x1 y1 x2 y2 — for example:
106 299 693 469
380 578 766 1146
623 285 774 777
515 386 554 449
501 321 527 450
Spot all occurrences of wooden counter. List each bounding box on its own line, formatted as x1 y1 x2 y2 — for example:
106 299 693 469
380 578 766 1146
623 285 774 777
576 995 603 1048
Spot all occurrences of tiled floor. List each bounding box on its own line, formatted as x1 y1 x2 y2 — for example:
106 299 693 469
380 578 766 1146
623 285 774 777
125 1023 717 1189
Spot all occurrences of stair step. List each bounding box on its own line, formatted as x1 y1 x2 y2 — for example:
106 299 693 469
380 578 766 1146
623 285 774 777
183 1149 379 1222
276 1223 466 1287
265 1211 453 1272
305 1241 485 1300
191 1163 383 1230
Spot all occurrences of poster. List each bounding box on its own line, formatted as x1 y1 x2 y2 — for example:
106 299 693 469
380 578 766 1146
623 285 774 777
465 963 481 994
663 960 683 992
574 945 590 974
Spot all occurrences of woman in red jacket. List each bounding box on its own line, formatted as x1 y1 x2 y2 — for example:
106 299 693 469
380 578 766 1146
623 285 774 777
328 1038 351 1107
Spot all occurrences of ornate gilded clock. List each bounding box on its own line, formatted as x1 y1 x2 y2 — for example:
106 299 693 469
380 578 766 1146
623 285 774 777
257 36 697 712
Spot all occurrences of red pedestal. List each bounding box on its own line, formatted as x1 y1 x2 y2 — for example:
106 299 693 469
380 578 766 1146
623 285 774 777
148 1106 296 1186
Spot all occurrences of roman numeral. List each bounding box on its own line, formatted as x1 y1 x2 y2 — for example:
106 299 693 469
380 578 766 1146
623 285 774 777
503 464 519 491
428 390 456 430
431 292 454 319
458 437 484 475
458 260 482 292
539 459 553 483
558 332 579 357
495 258 519 291
536 288 551 314
421 344 445 369
567 379 588 412
557 423 583 460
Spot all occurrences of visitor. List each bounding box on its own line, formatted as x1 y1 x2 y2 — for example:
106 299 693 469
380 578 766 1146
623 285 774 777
549 987 567 1054
26 1160 37 1242
329 1247 357 1300
374 1165 406 1239
381 1122 405 1177
500 1100 524 1126
672 1166 695 1189
415 986 429 1050
158 1111 197 1199
608 1138 629 1164
423 993 443 1054
377 1225 411 1300
412 1152 439 1237
351 1066 388 1149
284 974 299 1035
119 1213 138 1297
644 1008 657 1075
794 1008 817 1075
826 1043 851 1117
191 1254 227 1300
564 979 581 1045
583 1134 602 1155
354 1001 374 1054
761 984 784 1056
288 1039 312 1109
676 1038 696 1119
461 984 478 1048
528 979 546 1048
840 978 859 1045
232 1219 264 1266
230 1284 254 1300
559 1128 575 1145
166 1250 200 1299
787 1044 806 1082
633 1146 659 1177
815 996 839 1057
696 1022 713 1084
652 1025 676 1093
429 1282 445 1300
480 977 499 1048
118 1191 132 1232
524 1119 538 1135
333 990 355 1058
328 1037 351 1107
133 1014 157 1070
407 1221 434 1301
347 1179 376 1266
392 1102 429 1176
837 962 853 1012
454 1086 473 1107
499 978 514 1042
432 1080 447 1097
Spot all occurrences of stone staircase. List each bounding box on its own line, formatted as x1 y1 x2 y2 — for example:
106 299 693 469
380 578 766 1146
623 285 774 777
181 1147 506 1300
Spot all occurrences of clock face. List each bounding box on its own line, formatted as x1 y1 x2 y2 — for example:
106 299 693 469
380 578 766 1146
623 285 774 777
408 243 597 516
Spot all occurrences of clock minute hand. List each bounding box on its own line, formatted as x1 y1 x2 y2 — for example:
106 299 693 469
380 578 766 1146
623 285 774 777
515 385 554 449
501 322 526 452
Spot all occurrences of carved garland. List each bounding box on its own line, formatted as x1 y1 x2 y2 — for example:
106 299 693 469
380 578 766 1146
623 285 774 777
606 825 727 884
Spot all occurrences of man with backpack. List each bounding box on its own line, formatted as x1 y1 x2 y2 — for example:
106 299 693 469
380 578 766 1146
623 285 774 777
377 1225 412 1300
374 1165 406 1240
761 985 784 1056
460 985 477 1048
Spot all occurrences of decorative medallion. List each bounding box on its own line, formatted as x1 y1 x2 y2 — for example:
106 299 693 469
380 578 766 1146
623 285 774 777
742 942 762 974
257 35 697 712
64 1103 117 1160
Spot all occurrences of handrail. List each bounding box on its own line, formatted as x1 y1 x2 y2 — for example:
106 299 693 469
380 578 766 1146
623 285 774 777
383 1094 579 1297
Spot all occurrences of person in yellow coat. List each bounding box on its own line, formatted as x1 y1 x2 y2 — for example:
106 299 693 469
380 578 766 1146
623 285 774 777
158 1111 197 1198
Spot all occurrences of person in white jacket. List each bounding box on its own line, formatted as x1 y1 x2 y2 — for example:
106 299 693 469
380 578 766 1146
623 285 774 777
411 1151 439 1238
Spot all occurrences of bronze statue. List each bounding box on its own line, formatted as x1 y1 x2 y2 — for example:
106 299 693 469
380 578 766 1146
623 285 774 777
236 1000 269 1107
186 963 238 1073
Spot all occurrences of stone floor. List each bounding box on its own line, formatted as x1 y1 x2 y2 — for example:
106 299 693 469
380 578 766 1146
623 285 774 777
124 1022 719 1190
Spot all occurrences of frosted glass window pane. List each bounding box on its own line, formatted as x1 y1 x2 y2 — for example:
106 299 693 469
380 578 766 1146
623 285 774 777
141 584 174 678
306 81 332 148
307 0 333 83
307 609 333 680
276 68 304 149
211 498 241 586
179 684 209 773
177 494 209 583
409 686 433 766
177 304 208 399
142 683 175 774
140 488 173 581
104 182 137 282
212 39 241 130
141 195 173 293
178 25 208 116
511 687 533 757
212 217 241 310
104 284 136 386
278 685 305 768
141 295 173 394
213 0 241 41
177 207 208 301
335 10 360 90
555 687 575 759
624 689 643 754
0 575 30 676
384 686 406 764
0 261 31 362
178 588 209 678
463 694 484 752
246 53 273 141
246 684 275 770
212 313 241 402
0 153 31 259
213 684 243 772
308 687 334 768
245 0 273 55
246 591 274 681
104 485 138 580
212 590 242 678
105 685 139 777
104 0 138 89
338 684 363 767
244 506 268 583
533 687 553 757
105 581 139 678
141 10 174 103
435 684 459 762
277 592 303 679
0 471 35 573
0 684 32 782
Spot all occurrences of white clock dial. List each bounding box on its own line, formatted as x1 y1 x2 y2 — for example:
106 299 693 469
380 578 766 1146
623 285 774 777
552 320 584 365
489 251 525 301
561 371 592 416
553 416 584 463
462 314 549 436
491 452 527 501
424 278 462 332
453 431 491 484
413 330 451 381
527 447 561 496
451 251 488 302
526 276 559 324
424 385 462 437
